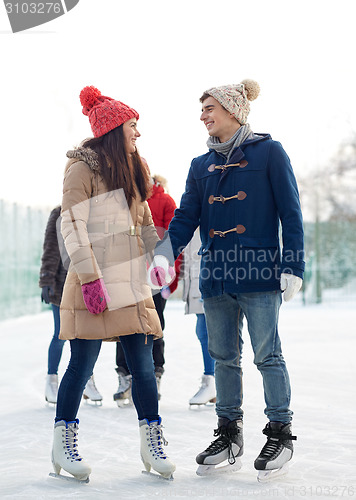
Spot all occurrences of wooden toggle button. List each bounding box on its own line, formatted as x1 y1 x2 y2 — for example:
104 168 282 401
208 164 216 172
238 160 248 168
237 191 247 200
236 225 246 234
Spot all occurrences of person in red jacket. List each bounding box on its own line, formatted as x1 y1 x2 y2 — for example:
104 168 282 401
114 173 181 405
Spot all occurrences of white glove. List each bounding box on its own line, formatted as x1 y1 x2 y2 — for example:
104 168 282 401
280 273 303 302
147 255 175 290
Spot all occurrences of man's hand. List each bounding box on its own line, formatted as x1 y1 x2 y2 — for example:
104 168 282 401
280 273 303 302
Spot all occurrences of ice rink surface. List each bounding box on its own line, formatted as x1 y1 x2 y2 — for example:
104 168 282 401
0 298 355 499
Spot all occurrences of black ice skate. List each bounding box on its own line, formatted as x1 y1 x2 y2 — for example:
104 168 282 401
254 421 296 482
196 418 243 476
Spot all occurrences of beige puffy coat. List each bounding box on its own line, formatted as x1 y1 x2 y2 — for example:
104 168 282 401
59 147 162 341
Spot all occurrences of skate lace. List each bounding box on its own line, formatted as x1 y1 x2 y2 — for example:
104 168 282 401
260 427 296 460
205 426 237 465
193 384 206 398
260 437 283 459
149 423 168 459
64 425 83 461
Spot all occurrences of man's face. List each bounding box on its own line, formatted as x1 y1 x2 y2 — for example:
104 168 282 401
200 96 239 143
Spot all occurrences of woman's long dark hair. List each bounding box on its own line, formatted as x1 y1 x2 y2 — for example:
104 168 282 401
82 125 150 208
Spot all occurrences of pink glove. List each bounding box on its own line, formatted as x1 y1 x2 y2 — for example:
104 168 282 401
160 286 171 300
81 278 111 314
147 256 175 289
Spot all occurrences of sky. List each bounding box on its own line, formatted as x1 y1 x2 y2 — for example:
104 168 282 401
1 0 356 214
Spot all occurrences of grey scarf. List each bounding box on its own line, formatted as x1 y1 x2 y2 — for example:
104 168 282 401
207 124 254 162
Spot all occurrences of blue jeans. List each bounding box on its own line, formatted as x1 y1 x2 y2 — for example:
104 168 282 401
203 291 292 423
196 314 215 376
55 334 158 423
48 304 66 375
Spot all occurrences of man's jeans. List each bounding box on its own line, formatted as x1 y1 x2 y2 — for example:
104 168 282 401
56 334 158 423
203 290 292 423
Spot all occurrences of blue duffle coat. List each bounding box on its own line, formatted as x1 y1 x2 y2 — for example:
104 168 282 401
159 134 305 298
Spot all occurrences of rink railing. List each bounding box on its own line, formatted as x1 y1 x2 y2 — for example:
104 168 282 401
0 201 355 321
0 200 50 320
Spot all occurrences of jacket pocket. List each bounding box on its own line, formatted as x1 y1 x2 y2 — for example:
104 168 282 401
236 236 281 285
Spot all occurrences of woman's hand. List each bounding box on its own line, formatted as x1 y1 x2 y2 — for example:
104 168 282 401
81 278 111 314
147 255 175 289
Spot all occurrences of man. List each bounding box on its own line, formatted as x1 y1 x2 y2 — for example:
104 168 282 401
148 79 304 481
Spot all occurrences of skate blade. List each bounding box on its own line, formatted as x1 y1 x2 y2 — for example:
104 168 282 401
142 470 174 481
189 402 215 410
116 399 133 408
196 458 242 476
257 463 289 483
49 472 89 484
45 399 57 406
83 396 103 406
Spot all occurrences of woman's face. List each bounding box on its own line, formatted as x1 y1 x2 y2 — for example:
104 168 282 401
123 118 141 154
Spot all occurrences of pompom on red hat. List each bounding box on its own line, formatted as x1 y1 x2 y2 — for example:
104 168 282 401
79 86 139 138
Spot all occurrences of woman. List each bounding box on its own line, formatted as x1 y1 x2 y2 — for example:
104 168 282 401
39 205 102 405
51 86 176 481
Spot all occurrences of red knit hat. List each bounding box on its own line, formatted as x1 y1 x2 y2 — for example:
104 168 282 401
79 86 139 138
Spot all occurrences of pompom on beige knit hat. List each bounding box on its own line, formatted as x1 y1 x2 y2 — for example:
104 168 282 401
204 79 260 125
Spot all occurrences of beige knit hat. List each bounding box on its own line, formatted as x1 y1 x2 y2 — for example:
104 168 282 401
204 79 260 125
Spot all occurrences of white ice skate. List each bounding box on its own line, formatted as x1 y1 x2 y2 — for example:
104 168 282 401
196 418 243 476
139 417 176 480
189 374 216 407
155 372 162 401
50 419 91 482
113 371 133 407
45 374 58 404
255 422 296 482
83 375 103 406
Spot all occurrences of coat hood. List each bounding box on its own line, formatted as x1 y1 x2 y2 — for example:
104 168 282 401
151 183 165 197
65 146 101 174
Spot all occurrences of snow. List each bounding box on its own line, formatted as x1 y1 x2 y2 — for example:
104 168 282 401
0 299 355 499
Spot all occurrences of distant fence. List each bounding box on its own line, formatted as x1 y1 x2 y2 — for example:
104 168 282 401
302 220 356 304
0 200 50 320
0 201 355 322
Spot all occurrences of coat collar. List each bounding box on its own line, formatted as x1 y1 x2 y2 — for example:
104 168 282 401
66 146 100 173
209 133 271 160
